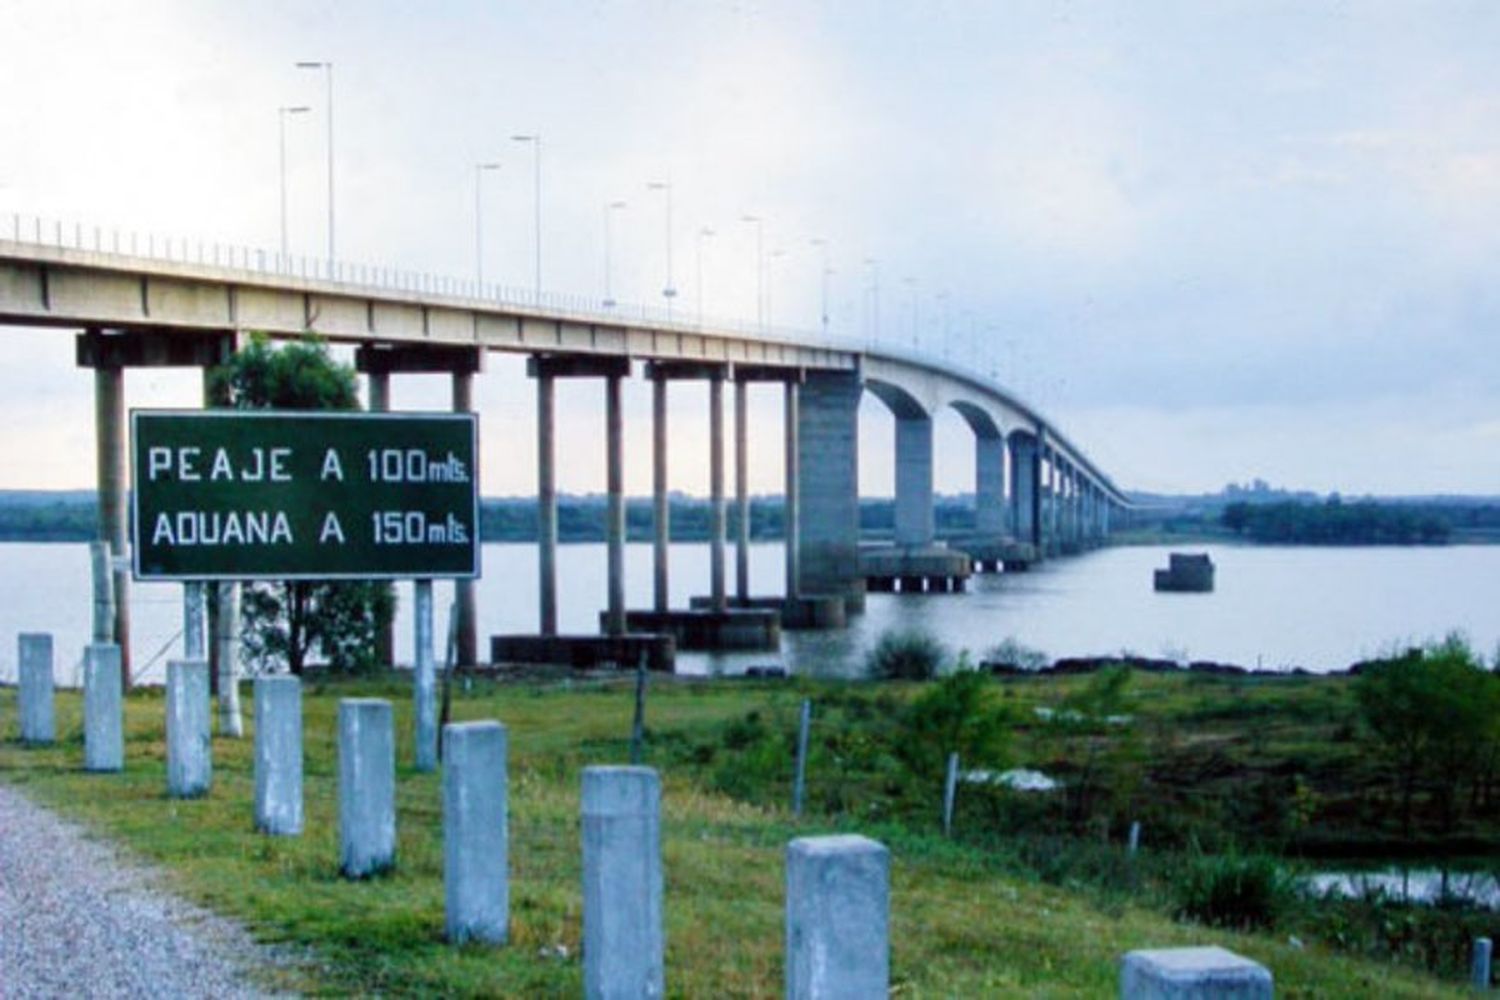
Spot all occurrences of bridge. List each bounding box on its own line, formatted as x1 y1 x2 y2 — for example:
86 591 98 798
0 214 1131 677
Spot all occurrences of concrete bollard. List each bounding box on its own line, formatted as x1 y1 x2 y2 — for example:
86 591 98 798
443 721 509 944
581 766 663 999
1120 946 1272 999
339 698 395 878
785 834 890 1000
166 660 212 797
254 676 303 836
18 633 55 744
83 643 123 772
1474 937 1493 990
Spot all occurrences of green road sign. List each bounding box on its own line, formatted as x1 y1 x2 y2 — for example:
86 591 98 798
131 411 479 581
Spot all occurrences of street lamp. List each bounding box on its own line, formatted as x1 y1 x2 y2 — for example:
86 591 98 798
474 162 501 286
293 61 334 262
646 180 676 314
741 214 764 332
511 134 542 300
695 227 715 327
602 199 627 308
810 238 831 340
277 105 311 261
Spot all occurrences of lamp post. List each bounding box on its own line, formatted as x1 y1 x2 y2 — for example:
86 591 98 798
277 105 310 261
293 61 334 262
810 238 831 340
646 180 676 316
863 257 880 347
474 162 500 286
602 199 626 308
741 215 763 332
695 227 715 327
511 133 542 301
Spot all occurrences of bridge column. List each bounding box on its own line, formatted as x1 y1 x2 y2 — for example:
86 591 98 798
606 372 626 635
894 415 934 548
651 376 669 613
528 356 633 637
79 329 238 688
356 345 485 664
1008 434 1038 548
709 372 727 612
797 370 862 611
975 433 1007 536
734 379 750 603
783 379 800 600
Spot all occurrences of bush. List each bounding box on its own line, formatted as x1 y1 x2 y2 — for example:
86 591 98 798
899 669 1011 778
868 629 948 680
1174 852 1297 931
986 637 1049 672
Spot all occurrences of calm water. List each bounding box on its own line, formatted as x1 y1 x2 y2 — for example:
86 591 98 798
1 541 1497 683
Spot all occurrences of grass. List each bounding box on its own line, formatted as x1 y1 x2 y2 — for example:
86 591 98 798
0 674 1473 997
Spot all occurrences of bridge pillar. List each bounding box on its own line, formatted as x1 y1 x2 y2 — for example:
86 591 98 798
975 433 1007 536
355 345 485 665
783 380 800 600
797 370 862 611
651 377 669 613
1008 434 1039 548
734 379 750 603
709 372 727 612
528 355 632 637
79 328 238 688
894 415 934 548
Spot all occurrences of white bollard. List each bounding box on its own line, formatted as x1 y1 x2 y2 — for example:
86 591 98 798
254 676 303 836
83 643 123 771
1120 946 1272 999
785 834 890 1000
166 660 211 797
1474 937 1493 991
581 766 663 999
339 698 396 877
18 633 55 744
443 721 509 944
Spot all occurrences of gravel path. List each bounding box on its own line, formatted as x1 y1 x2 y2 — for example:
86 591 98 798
0 781 288 999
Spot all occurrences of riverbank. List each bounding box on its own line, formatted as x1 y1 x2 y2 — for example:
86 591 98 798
0 673 1484 994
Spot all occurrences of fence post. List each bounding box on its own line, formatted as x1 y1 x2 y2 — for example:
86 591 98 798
581 766 664 998
339 698 396 877
254 676 303 836
83 643 123 772
792 698 811 817
444 721 509 944
166 660 211 797
942 751 960 837
18 633 54 744
785 834 889 999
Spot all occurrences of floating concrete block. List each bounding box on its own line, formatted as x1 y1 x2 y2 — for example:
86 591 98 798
83 643 123 772
581 766 663 999
166 660 211 797
254 676 303 836
785 834 890 1000
443 721 509 944
339 698 395 878
1120 946 1273 999
18 633 55 744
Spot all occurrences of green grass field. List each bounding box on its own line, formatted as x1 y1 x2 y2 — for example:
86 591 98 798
0 674 1471 997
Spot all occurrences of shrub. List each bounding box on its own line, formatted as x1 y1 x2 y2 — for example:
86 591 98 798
1174 852 1297 931
899 669 1011 778
986 637 1049 672
868 629 947 680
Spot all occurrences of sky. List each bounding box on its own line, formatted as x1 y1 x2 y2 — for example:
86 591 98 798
2 0 1498 498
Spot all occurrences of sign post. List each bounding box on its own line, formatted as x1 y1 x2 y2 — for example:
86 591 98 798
133 410 480 770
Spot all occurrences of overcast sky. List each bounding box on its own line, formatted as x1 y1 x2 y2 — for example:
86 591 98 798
2 1 1498 497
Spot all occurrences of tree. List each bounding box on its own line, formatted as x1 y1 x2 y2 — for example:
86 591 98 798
1355 637 1499 835
211 334 395 676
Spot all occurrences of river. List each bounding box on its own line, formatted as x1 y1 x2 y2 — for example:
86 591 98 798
1 541 1497 682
